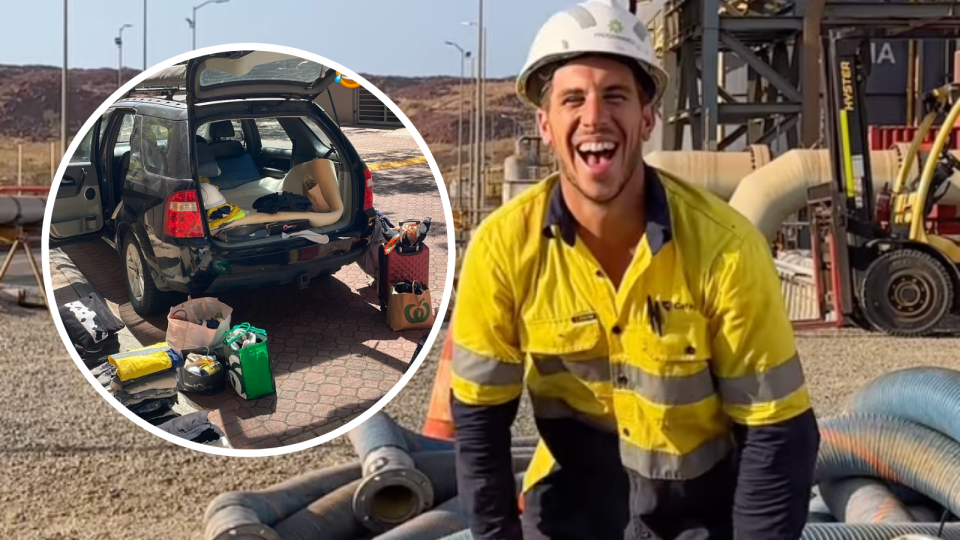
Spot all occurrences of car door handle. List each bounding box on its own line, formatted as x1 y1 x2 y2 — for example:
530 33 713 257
61 177 76 186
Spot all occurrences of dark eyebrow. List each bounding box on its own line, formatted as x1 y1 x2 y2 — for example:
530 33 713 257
603 83 633 94
559 88 585 100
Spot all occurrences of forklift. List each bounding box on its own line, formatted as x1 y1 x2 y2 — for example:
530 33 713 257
812 29 960 337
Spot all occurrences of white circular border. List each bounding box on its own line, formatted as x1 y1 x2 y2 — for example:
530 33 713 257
40 42 457 458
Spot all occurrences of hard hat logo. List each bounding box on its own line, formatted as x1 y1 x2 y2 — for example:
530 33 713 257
516 0 670 109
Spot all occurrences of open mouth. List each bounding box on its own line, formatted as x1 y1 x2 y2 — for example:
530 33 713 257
576 141 618 170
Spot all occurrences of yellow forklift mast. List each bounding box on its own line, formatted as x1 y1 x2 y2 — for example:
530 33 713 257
815 29 960 336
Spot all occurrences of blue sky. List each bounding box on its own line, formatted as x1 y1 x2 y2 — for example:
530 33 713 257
1 0 640 78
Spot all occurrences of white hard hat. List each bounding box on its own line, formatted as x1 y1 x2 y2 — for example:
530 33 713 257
199 182 226 208
517 0 668 109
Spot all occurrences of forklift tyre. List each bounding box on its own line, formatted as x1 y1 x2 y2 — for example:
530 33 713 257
859 248 954 337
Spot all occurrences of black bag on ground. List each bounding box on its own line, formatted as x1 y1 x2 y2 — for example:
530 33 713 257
58 293 125 355
176 346 226 395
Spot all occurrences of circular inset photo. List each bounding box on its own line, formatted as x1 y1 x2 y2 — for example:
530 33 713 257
41 44 454 455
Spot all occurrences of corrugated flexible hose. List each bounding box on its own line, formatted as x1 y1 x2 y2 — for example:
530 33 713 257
204 369 960 540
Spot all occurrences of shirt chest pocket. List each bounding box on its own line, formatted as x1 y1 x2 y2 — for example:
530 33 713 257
635 309 712 375
523 318 609 385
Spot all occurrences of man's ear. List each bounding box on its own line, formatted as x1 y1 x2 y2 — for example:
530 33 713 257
641 104 657 142
537 107 553 148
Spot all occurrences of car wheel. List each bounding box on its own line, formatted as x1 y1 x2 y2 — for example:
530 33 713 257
859 248 954 337
122 234 170 317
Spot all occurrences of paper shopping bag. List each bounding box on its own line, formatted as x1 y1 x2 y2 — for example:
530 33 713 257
386 281 436 331
166 296 233 351
302 174 332 213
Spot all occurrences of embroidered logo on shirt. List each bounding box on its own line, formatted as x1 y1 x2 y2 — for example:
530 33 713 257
646 296 697 336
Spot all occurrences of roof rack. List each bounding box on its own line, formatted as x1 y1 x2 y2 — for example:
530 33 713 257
125 64 187 100
124 86 185 101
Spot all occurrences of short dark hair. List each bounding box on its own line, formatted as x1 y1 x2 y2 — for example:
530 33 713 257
534 53 657 109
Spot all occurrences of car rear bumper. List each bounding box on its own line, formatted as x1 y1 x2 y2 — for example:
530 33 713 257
160 235 373 295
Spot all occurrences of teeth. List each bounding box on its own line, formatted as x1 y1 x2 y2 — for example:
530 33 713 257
577 141 616 153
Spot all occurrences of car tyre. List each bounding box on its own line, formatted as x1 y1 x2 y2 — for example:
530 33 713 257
122 234 171 317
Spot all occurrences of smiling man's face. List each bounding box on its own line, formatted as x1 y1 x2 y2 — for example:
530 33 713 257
537 55 655 205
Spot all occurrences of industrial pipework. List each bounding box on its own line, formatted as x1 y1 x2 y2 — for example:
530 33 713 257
203 366 960 540
643 145 960 241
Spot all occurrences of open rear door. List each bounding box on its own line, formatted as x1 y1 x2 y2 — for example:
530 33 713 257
184 51 338 104
50 118 105 244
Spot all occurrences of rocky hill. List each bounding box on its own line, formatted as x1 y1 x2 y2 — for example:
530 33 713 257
0 64 538 177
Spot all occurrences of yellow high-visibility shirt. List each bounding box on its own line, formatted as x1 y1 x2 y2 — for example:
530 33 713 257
450 165 811 492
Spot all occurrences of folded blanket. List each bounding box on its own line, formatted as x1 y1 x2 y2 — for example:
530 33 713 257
113 387 178 407
111 367 177 394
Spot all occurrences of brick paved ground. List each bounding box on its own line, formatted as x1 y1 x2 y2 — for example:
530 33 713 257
55 126 449 450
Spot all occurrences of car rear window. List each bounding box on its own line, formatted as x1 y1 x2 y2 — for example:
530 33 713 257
140 116 191 178
198 58 323 87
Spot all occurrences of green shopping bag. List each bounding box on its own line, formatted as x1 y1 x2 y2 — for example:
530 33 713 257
223 323 275 400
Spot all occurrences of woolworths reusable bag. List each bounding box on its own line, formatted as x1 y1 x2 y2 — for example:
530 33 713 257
223 323 275 400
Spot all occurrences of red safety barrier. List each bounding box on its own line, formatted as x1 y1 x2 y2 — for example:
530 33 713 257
868 125 960 152
928 204 960 236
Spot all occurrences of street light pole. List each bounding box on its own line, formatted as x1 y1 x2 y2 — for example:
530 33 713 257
468 53 476 223
116 23 133 89
143 0 148 69
61 0 68 161
444 41 467 209
480 23 487 217
188 0 230 50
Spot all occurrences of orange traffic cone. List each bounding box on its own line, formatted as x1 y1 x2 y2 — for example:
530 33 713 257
422 318 457 440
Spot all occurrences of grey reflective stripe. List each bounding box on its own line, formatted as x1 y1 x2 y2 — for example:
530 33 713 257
620 435 733 480
529 394 617 432
717 354 805 405
451 345 523 386
532 354 610 382
615 363 716 406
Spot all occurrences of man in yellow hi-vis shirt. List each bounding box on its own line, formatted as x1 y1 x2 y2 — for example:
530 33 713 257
449 1 820 539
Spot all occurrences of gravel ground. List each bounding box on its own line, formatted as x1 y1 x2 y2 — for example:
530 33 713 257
3 309 960 539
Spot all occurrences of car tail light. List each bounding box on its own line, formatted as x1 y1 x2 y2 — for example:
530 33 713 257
363 168 374 211
163 190 205 238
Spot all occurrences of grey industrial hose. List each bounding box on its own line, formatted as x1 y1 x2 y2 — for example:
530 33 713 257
799 523 960 540
816 413 960 517
203 367 960 540
203 462 362 540
273 479 366 540
372 497 467 540
434 523 960 540
849 367 960 442
820 477 915 523
349 412 438 532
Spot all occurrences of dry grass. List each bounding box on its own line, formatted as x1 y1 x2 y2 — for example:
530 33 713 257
0 139 65 186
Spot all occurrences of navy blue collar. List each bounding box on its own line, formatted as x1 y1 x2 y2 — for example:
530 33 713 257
542 164 673 254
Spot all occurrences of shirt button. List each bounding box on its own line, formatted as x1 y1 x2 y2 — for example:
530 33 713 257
612 325 622 335
596 270 603 277
617 374 628 386
622 427 631 437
